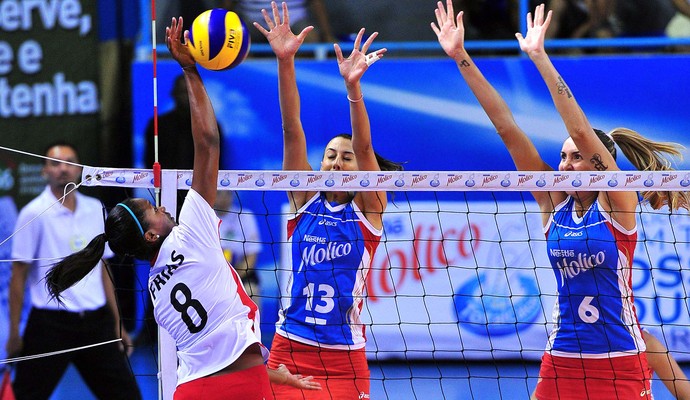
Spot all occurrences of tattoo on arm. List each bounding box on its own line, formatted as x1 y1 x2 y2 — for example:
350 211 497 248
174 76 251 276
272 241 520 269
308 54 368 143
459 59 470 68
590 153 608 171
556 76 572 98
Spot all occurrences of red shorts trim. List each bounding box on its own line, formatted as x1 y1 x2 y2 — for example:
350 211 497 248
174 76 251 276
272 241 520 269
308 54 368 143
267 334 370 400
174 364 270 400
534 353 652 400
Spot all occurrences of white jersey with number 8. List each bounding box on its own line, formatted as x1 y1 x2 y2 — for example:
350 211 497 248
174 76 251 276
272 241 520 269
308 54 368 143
149 189 267 385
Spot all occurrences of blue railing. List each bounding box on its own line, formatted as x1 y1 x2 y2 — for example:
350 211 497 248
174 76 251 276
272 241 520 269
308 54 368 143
138 36 690 61
135 0 690 60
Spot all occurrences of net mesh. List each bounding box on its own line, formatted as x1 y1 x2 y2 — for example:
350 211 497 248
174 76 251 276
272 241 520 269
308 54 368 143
3 164 690 398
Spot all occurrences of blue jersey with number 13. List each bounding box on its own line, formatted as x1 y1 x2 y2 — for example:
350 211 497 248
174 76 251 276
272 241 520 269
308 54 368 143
277 193 381 349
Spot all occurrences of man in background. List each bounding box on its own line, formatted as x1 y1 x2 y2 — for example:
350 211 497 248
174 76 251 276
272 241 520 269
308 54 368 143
7 141 140 400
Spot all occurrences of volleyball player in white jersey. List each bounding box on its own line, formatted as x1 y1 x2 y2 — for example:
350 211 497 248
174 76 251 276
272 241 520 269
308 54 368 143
255 2 402 399
46 16 320 400
432 2 690 399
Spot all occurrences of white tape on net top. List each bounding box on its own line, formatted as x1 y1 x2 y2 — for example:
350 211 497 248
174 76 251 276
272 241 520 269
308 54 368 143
81 167 690 192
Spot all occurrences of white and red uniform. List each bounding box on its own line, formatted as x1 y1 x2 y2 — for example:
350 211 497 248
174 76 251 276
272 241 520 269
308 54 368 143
149 189 268 386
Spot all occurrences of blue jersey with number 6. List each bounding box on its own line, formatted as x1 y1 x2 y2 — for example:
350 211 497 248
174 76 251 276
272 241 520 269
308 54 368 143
544 196 644 357
277 193 381 349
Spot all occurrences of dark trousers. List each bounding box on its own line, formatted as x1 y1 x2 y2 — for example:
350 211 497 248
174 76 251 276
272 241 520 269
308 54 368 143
13 307 141 400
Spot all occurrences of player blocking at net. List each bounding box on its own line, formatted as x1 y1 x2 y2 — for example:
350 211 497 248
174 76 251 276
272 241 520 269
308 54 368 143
254 2 403 399
45 16 320 400
432 1 690 399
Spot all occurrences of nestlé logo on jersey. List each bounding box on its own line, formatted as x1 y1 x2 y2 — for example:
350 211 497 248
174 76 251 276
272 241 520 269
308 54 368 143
300 242 353 270
556 250 606 283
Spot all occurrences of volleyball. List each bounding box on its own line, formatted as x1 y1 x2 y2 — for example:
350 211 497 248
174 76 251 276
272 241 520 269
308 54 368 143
187 9 250 71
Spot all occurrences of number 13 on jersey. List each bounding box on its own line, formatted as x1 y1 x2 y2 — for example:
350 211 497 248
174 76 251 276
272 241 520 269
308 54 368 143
302 282 335 325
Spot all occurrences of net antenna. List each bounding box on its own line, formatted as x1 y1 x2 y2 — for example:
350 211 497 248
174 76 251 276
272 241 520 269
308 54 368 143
149 2 168 399
150 0 161 208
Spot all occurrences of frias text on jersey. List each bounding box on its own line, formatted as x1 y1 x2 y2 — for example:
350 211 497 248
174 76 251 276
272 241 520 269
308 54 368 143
149 251 185 300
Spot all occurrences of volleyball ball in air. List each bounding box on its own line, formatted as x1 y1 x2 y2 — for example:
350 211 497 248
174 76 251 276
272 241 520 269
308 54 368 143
187 9 250 71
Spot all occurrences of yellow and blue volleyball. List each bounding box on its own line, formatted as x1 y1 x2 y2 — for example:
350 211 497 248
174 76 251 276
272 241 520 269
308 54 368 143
187 9 250 71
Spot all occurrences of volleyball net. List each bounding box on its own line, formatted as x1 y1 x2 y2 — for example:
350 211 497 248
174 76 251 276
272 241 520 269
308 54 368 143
77 166 690 398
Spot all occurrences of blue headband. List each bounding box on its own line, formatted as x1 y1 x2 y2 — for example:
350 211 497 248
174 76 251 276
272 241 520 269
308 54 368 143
116 203 144 236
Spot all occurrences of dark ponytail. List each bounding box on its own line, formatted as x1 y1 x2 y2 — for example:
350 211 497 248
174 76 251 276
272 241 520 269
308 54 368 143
46 233 107 300
46 198 162 300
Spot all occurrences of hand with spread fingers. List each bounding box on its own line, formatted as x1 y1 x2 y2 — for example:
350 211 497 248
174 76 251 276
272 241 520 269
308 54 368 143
431 0 467 61
334 28 386 86
254 1 313 61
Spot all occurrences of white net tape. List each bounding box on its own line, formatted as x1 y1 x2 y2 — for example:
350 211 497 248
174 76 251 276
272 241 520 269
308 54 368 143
82 167 690 192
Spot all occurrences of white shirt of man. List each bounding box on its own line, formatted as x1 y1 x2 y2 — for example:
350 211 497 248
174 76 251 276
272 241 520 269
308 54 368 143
11 186 112 311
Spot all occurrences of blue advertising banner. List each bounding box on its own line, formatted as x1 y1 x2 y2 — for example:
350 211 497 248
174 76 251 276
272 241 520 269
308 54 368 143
132 54 690 359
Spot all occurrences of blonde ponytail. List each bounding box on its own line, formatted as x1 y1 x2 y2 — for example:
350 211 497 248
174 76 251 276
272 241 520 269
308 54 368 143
611 127 690 211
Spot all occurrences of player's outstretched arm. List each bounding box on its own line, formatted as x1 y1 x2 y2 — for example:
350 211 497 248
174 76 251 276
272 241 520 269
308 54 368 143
166 16 220 206
432 0 555 212
255 1 315 210
334 28 388 225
